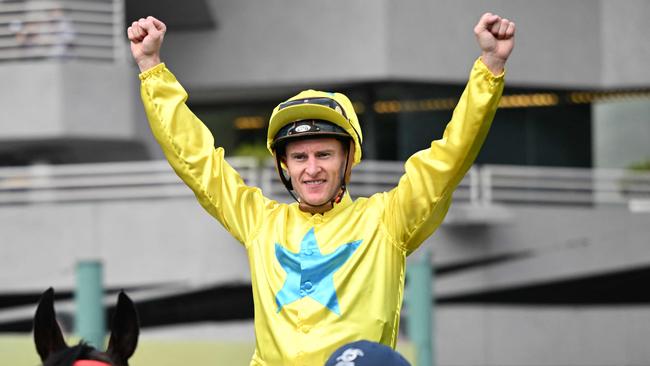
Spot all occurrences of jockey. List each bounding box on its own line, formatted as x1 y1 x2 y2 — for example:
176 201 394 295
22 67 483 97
129 11 514 366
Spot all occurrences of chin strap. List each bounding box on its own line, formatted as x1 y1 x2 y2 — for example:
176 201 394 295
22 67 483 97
275 153 300 203
332 140 354 204
275 141 355 214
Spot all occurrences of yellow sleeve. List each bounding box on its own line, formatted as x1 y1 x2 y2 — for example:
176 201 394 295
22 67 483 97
139 63 267 246
383 58 504 254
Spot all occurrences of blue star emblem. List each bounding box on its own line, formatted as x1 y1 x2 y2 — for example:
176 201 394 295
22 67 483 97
274 227 362 315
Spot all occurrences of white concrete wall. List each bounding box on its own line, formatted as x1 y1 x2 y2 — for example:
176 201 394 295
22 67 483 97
0 61 136 141
385 0 602 87
593 99 650 169
1 62 63 138
437 305 650 366
157 0 649 92
433 205 650 296
161 0 390 90
2 193 648 297
0 197 249 293
601 1 650 88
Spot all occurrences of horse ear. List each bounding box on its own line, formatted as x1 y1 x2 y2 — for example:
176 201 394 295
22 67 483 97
33 287 68 361
106 291 139 363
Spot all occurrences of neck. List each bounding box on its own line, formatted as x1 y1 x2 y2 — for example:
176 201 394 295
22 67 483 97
298 186 345 214
299 200 333 214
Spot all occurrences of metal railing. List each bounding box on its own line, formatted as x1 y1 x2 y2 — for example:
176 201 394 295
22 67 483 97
0 0 124 62
1 159 649 208
479 164 650 206
0 158 259 205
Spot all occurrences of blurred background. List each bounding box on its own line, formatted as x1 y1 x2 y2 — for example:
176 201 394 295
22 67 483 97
1 0 650 365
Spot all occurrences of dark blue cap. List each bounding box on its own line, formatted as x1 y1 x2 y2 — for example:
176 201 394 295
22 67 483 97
325 340 411 366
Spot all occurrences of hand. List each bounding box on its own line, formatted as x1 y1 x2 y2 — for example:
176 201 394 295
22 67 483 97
474 12 515 75
127 16 166 72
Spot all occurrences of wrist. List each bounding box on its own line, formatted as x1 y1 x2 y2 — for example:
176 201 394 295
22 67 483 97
480 53 506 75
137 56 162 73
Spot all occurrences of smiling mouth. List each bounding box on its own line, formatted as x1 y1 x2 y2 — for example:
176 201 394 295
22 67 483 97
303 179 326 185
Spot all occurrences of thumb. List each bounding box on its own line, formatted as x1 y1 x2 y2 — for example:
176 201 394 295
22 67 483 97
474 12 498 35
150 17 167 33
138 17 163 38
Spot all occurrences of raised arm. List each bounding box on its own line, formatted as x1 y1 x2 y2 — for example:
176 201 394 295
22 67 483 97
383 13 515 253
127 17 267 246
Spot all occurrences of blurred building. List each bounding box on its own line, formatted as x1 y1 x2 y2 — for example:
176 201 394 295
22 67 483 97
1 1 650 365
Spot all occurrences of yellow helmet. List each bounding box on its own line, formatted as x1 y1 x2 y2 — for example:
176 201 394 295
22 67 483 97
267 89 363 165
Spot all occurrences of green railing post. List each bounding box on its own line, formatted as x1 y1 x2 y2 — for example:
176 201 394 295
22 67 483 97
406 247 434 366
75 260 105 348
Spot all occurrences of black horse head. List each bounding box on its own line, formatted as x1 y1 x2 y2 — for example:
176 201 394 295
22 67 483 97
33 288 139 366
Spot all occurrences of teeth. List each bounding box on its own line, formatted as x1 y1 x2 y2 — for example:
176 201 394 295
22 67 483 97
305 180 325 185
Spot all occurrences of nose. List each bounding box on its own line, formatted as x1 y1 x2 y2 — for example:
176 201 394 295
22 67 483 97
305 156 321 176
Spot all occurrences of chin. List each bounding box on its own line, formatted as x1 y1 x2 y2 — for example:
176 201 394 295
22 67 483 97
302 195 329 207
304 199 327 207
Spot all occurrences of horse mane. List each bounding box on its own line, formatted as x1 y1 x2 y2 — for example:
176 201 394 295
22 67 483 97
42 342 113 366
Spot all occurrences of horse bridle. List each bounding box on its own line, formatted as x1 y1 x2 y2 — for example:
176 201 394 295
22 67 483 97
73 361 112 366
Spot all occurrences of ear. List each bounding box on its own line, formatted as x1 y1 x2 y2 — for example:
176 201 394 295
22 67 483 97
33 287 68 361
106 291 139 363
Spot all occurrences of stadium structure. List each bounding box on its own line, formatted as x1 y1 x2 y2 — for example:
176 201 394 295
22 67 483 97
1 1 650 365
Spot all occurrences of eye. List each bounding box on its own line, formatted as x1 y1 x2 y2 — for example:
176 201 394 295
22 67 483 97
316 151 332 158
290 153 307 161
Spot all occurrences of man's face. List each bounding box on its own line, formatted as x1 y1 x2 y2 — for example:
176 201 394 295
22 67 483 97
283 138 346 207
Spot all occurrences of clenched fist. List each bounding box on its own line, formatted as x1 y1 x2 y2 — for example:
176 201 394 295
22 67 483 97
474 13 515 75
127 16 167 72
